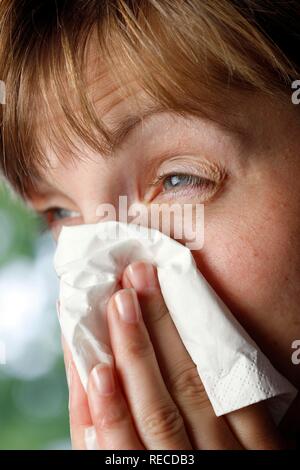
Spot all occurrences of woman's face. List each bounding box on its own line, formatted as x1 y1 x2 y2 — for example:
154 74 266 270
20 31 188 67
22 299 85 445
30 65 300 391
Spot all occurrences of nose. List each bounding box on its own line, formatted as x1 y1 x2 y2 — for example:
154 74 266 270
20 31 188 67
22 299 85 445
72 174 129 225
82 196 150 227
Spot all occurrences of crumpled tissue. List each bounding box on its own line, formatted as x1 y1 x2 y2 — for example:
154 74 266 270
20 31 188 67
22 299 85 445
54 221 297 424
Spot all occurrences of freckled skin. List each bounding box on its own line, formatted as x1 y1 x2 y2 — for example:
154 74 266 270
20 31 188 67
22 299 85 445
193 99 300 395
29 67 300 433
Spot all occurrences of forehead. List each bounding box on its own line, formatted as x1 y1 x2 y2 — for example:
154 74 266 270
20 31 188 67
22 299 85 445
35 40 160 174
30 33 263 194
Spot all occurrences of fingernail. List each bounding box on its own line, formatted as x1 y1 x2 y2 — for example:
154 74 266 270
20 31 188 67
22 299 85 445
126 262 158 291
67 361 73 389
114 288 140 323
56 299 60 318
84 426 98 450
67 362 73 411
91 364 115 396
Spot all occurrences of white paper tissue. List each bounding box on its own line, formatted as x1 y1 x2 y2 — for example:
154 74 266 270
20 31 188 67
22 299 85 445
54 221 297 424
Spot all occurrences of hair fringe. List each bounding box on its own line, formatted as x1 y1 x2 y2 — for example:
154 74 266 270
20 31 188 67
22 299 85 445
0 0 299 197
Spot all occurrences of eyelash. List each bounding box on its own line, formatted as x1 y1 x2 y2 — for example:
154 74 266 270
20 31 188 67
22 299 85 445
41 207 80 226
152 172 216 193
40 172 216 227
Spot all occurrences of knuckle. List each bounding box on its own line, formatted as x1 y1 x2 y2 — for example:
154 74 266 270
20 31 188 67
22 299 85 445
95 405 129 432
121 335 154 360
169 363 209 407
147 298 168 325
142 402 184 440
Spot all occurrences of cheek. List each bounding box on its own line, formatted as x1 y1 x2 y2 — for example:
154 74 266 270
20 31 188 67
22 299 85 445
191 187 300 325
187 166 300 385
192 204 300 385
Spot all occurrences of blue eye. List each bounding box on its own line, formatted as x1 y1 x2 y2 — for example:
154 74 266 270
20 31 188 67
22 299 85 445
42 207 81 227
162 174 212 191
51 207 79 221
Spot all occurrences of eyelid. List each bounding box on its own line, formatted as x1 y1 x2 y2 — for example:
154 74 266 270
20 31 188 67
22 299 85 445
55 208 81 217
39 207 80 217
144 157 227 203
38 207 82 234
155 157 226 183
28 187 80 213
150 172 213 188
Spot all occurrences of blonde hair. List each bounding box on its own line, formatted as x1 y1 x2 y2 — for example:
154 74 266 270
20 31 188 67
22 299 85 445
0 0 299 197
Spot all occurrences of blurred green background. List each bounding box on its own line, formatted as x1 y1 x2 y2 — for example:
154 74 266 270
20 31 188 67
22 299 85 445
0 182 70 449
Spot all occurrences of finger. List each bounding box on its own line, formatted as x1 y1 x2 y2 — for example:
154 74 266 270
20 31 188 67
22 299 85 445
87 362 144 449
107 287 192 450
61 335 93 450
226 401 286 449
122 262 241 449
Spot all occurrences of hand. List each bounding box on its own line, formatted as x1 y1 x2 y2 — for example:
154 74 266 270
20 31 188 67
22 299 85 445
62 261 286 450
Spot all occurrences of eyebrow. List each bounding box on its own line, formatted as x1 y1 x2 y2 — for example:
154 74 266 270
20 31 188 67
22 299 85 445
31 103 169 193
106 102 167 156
106 102 247 157
31 103 245 194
